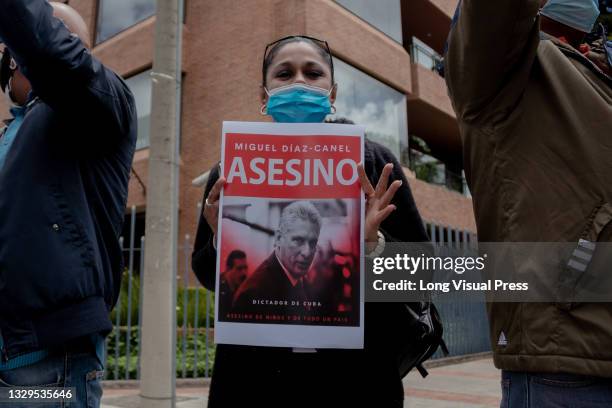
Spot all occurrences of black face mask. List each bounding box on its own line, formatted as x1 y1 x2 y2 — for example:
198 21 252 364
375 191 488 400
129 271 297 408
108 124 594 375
0 48 17 94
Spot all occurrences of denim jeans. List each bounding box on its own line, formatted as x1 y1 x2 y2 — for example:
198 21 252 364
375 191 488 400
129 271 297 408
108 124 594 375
501 370 612 408
0 349 104 408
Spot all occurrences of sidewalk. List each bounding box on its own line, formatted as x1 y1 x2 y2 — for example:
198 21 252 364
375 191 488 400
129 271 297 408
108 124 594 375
101 356 501 408
403 357 501 407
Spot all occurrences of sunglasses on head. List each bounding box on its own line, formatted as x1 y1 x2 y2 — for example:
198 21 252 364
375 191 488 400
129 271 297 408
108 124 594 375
262 35 334 84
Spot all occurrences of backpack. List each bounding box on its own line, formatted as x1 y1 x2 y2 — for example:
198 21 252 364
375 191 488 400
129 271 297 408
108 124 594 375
397 301 448 378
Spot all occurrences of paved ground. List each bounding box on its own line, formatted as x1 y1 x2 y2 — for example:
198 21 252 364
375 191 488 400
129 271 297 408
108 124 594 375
101 356 501 408
403 358 501 407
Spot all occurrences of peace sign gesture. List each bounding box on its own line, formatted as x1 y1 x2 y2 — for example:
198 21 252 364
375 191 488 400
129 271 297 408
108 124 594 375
357 163 402 246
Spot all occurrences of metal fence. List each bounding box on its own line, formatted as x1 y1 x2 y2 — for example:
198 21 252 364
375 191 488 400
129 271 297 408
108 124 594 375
426 223 491 359
105 208 490 380
105 205 215 380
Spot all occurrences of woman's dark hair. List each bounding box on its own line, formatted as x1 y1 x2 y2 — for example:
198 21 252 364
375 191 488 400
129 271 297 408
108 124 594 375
262 36 334 87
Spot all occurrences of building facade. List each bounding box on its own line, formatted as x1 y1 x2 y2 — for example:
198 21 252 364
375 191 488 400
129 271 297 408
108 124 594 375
1 0 476 274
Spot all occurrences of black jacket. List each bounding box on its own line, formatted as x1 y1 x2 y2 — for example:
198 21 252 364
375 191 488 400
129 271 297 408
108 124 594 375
192 139 428 406
230 253 311 316
0 0 136 358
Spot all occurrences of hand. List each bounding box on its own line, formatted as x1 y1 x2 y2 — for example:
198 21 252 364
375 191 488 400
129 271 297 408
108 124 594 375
357 163 402 246
203 176 226 236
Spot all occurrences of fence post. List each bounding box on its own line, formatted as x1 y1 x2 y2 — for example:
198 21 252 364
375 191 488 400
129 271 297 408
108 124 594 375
126 206 136 380
137 236 145 380
205 290 210 378
429 223 436 244
181 234 190 378
115 236 123 381
193 276 200 378
193 202 202 378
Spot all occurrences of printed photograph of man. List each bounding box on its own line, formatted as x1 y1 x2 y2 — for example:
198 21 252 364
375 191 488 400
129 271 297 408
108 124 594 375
232 201 321 314
218 250 248 317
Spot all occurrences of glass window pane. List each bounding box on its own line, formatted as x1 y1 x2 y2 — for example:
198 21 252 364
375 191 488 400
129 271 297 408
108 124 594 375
330 58 408 164
412 37 440 71
335 0 403 43
411 151 445 185
96 0 156 44
125 70 151 150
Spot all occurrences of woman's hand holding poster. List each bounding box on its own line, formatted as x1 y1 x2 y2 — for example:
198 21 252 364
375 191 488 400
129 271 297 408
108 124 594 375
215 121 365 349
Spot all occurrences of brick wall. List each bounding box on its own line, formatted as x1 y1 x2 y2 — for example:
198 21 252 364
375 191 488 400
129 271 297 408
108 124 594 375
0 0 476 274
406 172 476 232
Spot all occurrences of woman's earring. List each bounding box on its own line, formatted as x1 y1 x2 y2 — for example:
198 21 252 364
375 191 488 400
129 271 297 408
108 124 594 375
260 104 267 115
331 105 337 114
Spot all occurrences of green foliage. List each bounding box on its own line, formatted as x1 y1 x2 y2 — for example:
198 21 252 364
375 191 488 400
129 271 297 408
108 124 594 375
106 272 217 380
177 284 215 328
175 332 217 378
414 161 442 184
110 272 215 328
410 135 431 154
409 136 441 184
105 327 216 380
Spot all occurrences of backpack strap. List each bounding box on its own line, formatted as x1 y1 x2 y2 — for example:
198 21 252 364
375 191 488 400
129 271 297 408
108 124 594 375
416 364 429 378
440 339 449 356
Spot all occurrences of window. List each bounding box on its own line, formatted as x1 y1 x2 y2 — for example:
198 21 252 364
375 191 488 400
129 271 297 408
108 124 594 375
335 0 403 43
409 135 469 195
125 70 152 150
411 37 444 76
412 151 445 185
330 58 408 164
96 0 156 44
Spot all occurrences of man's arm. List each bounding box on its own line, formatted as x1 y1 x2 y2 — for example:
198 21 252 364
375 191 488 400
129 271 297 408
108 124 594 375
192 164 221 291
445 0 541 124
0 0 133 144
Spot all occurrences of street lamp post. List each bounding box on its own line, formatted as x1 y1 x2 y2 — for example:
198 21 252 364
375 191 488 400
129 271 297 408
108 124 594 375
139 0 183 406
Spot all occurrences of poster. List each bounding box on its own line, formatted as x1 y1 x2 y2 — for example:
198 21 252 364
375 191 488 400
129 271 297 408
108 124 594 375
214 121 365 349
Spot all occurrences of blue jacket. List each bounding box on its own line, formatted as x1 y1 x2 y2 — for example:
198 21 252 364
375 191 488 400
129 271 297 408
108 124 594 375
0 0 136 359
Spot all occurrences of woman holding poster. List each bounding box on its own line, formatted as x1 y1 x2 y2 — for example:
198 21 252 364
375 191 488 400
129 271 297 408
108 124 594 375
192 36 429 408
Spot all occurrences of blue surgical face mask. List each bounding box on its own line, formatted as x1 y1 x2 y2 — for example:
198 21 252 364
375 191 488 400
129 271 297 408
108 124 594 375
265 83 333 123
541 0 601 34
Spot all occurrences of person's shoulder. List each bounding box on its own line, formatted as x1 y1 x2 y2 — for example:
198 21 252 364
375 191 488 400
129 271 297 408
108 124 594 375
365 138 397 161
107 69 136 104
248 254 279 280
232 267 267 304
231 284 255 309
235 255 280 294
364 139 402 178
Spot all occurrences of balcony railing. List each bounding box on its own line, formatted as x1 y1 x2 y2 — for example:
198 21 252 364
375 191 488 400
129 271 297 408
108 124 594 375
410 37 445 77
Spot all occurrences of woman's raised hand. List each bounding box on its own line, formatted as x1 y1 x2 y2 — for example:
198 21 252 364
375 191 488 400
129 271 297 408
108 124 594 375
203 176 226 236
357 163 402 245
